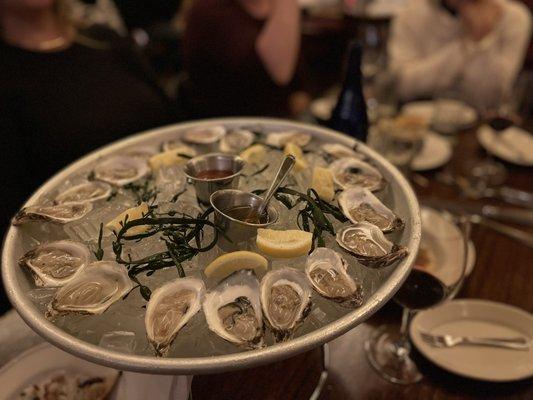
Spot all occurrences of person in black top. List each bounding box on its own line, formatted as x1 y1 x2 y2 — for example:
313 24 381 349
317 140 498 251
0 0 181 314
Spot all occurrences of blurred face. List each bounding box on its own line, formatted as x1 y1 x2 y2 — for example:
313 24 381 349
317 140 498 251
0 0 55 12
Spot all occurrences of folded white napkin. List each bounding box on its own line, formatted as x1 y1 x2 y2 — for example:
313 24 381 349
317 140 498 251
111 372 192 400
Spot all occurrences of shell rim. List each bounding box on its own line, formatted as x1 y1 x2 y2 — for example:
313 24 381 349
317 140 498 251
2 117 421 374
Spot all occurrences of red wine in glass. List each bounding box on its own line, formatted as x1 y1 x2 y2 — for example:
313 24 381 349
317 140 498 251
393 269 447 311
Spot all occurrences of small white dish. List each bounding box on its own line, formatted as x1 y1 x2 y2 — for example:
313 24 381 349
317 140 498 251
402 100 477 132
411 132 452 171
0 343 119 400
410 299 533 382
477 125 533 167
416 207 475 286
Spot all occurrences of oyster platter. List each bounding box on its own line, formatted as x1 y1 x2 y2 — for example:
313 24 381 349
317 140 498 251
2 118 420 373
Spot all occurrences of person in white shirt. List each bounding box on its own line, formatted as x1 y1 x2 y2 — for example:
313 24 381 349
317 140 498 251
388 0 532 110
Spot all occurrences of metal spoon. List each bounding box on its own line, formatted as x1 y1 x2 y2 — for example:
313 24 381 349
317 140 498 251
255 155 296 218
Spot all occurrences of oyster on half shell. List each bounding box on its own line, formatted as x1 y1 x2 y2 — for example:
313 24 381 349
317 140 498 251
12 202 93 225
260 268 311 341
47 261 133 317
329 158 385 192
336 223 408 268
54 181 112 205
219 129 255 153
145 277 205 356
19 240 91 287
305 248 363 308
93 155 150 186
265 131 311 148
338 188 403 232
322 143 365 160
181 125 226 144
203 270 263 348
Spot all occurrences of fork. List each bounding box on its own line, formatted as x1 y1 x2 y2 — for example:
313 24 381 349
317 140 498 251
419 331 531 351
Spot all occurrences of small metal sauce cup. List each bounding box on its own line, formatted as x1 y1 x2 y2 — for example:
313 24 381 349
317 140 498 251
184 153 245 205
210 189 279 246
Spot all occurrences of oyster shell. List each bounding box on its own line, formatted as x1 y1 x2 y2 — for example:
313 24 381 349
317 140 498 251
54 181 112 205
323 143 365 160
181 125 226 144
329 157 385 192
219 129 255 153
265 131 311 148
93 156 150 186
12 202 93 225
338 188 403 232
145 277 205 356
47 261 133 316
19 240 91 287
336 223 408 268
305 248 363 307
203 270 263 348
260 268 311 341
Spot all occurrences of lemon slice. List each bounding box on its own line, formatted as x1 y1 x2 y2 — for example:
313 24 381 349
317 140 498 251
106 202 150 236
239 144 267 165
283 143 308 172
149 149 188 171
204 251 268 281
256 229 313 258
311 166 335 202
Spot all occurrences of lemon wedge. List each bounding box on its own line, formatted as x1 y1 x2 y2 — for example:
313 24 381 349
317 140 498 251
204 251 268 281
148 149 188 171
283 143 308 172
106 202 150 236
256 229 313 258
239 144 267 165
311 166 335 202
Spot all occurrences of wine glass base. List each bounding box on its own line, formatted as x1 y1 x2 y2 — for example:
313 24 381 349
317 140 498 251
471 160 507 186
364 324 423 385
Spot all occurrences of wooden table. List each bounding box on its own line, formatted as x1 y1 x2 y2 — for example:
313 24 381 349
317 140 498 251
192 127 533 399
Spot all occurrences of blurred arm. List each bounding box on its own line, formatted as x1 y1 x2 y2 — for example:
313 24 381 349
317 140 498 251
256 0 301 86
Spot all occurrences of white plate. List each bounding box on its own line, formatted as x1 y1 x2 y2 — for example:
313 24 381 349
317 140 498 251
310 95 337 121
416 207 475 286
477 125 533 167
411 132 452 171
0 343 119 400
410 299 533 382
402 100 477 131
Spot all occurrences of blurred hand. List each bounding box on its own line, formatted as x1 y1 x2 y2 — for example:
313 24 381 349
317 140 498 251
459 0 502 42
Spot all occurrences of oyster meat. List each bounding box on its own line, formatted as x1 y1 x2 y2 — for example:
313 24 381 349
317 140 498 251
12 202 93 225
265 131 311 148
54 181 112 205
260 268 311 341
145 277 205 356
336 223 408 268
322 143 365 160
329 157 385 192
219 129 255 153
19 240 91 287
181 125 226 144
203 270 263 348
93 155 150 186
305 248 363 307
338 188 403 232
47 261 133 316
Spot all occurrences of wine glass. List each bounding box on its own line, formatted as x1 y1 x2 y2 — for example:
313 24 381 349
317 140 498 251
364 215 471 384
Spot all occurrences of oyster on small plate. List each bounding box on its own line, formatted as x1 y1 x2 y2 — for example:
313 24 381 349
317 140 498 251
181 125 226 144
265 131 311 148
305 248 363 308
19 240 91 287
47 261 133 317
203 270 263 348
93 155 150 186
336 223 408 268
260 268 311 341
219 129 255 153
12 202 93 225
322 143 365 160
145 277 205 356
338 188 403 232
329 157 385 192
54 181 112 205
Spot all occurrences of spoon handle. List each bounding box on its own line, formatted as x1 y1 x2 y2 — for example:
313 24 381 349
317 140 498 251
257 155 296 216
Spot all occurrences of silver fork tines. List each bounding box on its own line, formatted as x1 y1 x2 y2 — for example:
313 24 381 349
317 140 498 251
419 331 531 351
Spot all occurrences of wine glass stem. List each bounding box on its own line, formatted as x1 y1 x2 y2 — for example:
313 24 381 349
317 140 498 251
397 308 414 354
